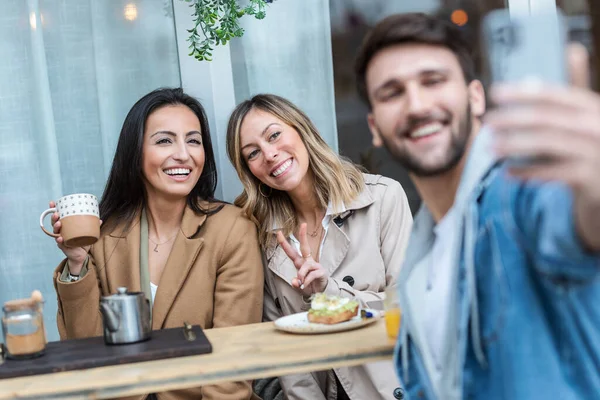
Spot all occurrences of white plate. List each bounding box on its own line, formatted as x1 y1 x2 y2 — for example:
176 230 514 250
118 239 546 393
274 309 381 334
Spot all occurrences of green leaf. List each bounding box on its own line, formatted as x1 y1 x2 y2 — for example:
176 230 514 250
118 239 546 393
180 0 269 62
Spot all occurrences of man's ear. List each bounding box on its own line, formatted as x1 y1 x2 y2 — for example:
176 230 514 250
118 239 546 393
367 113 383 147
468 79 486 118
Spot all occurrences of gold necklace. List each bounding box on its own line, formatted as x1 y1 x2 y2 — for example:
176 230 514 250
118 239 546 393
308 225 322 237
310 227 325 262
149 232 178 252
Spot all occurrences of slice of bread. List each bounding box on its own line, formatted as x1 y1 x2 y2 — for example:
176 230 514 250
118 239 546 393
308 303 359 324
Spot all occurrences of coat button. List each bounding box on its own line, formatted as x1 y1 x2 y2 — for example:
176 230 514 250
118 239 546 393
393 387 404 399
342 276 355 287
275 298 282 309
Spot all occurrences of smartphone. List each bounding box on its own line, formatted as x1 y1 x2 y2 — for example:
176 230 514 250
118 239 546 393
482 9 568 85
482 9 568 167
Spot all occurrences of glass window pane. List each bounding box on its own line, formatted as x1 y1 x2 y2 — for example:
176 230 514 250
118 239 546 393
0 0 180 341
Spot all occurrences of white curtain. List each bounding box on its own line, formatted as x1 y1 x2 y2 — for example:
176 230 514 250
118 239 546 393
201 0 338 201
172 0 340 202
0 0 180 341
231 0 338 149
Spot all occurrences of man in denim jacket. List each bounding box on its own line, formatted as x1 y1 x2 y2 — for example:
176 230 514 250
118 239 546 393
354 13 600 400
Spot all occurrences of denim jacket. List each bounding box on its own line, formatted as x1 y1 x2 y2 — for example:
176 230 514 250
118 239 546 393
395 128 600 400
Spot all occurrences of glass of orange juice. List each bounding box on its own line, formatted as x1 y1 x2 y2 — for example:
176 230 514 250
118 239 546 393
384 286 401 339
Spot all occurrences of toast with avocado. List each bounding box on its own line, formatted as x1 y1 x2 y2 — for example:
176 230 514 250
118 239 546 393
307 293 359 324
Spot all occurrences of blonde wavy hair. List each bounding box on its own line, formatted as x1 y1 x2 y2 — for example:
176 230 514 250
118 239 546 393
226 94 365 248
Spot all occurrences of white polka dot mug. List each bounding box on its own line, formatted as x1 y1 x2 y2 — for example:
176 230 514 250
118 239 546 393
39 193 100 247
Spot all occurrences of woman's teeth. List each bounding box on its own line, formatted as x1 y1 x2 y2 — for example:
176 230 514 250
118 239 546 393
164 168 191 176
272 159 292 177
410 122 443 139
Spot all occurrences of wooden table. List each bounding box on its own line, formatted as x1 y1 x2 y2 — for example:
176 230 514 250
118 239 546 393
0 319 395 400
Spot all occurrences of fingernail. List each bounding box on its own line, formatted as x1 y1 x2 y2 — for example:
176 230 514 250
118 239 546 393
300 284 305 290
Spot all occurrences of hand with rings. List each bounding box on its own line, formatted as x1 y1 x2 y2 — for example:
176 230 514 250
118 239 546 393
276 223 329 296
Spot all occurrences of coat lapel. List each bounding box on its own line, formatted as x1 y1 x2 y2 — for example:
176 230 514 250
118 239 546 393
151 206 207 329
319 222 350 276
319 184 374 276
105 216 142 294
267 242 299 286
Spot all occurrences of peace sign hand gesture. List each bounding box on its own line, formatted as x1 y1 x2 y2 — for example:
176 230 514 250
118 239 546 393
276 223 329 296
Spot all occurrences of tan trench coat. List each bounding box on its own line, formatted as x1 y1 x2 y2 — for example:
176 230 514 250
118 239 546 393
263 174 413 399
53 204 264 400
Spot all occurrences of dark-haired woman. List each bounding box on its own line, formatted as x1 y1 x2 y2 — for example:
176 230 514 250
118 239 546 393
49 88 263 400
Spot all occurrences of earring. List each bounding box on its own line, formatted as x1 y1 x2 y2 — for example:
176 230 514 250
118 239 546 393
259 183 272 198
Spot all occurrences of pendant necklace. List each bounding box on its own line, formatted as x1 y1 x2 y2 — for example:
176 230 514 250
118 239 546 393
309 225 321 237
149 233 178 252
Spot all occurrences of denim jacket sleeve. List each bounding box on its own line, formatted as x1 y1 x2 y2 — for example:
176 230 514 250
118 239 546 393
512 179 600 282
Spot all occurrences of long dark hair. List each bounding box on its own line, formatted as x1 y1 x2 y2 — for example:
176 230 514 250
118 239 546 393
99 87 221 232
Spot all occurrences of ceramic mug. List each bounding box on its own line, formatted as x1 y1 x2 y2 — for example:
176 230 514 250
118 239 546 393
40 193 100 247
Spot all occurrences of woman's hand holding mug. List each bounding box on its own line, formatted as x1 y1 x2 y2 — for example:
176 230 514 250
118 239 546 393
49 201 88 274
277 223 329 296
40 193 102 275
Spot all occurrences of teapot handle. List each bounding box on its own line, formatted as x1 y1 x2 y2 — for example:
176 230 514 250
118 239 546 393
145 298 152 328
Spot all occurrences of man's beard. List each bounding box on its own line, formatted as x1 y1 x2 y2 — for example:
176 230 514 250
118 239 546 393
380 104 472 177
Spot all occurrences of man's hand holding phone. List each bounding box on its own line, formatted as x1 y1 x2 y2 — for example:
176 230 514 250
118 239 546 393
486 43 600 251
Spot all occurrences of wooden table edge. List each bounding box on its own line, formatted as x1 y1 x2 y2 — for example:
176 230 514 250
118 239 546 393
0 320 396 400
5 349 392 400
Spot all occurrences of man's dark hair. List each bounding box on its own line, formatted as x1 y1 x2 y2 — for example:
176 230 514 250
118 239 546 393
354 12 476 107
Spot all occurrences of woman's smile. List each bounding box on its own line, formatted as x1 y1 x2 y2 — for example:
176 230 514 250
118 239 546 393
270 158 293 178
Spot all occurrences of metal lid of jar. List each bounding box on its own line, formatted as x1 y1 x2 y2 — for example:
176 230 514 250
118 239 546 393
3 298 40 312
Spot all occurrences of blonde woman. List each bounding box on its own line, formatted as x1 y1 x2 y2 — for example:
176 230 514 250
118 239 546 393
226 94 412 400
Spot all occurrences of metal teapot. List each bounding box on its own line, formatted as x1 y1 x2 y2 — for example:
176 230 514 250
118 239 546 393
100 287 151 345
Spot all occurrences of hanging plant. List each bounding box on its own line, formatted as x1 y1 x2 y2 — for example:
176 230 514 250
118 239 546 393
182 0 272 62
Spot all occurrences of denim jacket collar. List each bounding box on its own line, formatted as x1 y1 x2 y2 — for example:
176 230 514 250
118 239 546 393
397 126 500 399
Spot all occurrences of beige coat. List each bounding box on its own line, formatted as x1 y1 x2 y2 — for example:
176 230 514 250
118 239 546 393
263 174 413 399
53 204 264 400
